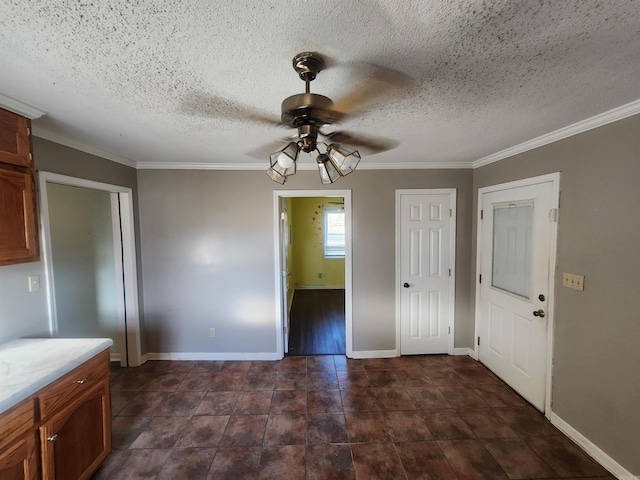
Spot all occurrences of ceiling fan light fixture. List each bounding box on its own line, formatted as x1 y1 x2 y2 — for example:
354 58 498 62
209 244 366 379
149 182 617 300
316 153 342 184
326 144 361 176
266 167 287 184
267 142 299 183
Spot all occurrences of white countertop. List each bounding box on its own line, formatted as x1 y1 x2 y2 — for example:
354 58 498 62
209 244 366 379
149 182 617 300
0 338 113 415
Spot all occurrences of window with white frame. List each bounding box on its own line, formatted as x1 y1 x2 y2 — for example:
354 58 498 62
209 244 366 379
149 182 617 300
324 207 345 258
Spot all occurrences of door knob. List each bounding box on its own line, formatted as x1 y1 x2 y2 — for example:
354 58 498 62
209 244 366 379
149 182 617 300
533 309 546 318
403 283 410 288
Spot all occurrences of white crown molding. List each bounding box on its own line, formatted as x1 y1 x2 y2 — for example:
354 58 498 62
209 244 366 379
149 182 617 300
136 161 265 170
473 99 640 169
32 127 137 169
358 161 473 170
137 160 473 170
30 97 640 172
0 93 46 119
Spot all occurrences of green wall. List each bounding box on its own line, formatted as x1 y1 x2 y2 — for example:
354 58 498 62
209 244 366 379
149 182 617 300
290 197 345 288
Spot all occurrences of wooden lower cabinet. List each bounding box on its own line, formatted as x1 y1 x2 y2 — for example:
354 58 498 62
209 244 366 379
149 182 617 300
0 433 38 480
0 350 111 480
39 379 111 480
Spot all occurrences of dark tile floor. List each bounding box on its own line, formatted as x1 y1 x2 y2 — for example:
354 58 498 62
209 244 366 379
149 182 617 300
92 355 614 480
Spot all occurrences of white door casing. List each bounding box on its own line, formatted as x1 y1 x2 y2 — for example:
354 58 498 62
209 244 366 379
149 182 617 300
475 173 559 413
397 189 456 355
38 172 142 367
273 190 353 359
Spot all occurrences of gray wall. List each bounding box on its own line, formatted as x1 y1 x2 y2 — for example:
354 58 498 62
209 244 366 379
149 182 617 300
0 138 141 346
473 114 640 473
48 184 120 352
137 168 473 354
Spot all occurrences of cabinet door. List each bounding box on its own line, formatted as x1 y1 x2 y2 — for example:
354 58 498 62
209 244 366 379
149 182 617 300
39 380 111 480
0 108 31 168
0 433 38 480
0 167 39 266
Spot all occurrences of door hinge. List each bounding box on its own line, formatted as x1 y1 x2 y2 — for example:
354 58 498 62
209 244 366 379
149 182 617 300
449 209 452 217
479 274 482 284
549 208 558 222
448 268 451 277
280 212 286 221
480 209 483 220
283 326 287 334
477 336 480 346
448 326 451 334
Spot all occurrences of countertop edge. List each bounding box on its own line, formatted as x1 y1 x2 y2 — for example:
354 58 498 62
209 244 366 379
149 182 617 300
0 339 113 415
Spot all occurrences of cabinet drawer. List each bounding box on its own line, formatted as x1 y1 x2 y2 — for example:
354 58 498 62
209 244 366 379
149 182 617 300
0 398 35 452
38 351 109 421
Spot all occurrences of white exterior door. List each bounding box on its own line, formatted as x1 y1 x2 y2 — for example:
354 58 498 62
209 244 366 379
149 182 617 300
477 175 558 412
398 190 455 355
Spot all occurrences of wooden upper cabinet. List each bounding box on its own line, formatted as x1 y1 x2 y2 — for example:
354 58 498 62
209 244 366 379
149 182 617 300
0 108 32 168
0 107 39 266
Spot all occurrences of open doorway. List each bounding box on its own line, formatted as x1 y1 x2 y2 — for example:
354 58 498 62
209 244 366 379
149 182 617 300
274 190 353 358
38 172 142 366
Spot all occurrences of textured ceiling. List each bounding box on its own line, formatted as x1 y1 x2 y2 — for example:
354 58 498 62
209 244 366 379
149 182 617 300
1 1 640 170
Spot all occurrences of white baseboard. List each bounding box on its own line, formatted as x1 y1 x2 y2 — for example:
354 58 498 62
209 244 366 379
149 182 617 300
453 347 475 357
549 412 638 480
350 349 398 359
144 352 281 361
295 286 346 290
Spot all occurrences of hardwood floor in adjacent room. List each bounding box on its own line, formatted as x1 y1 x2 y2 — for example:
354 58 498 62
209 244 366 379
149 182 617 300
287 289 345 356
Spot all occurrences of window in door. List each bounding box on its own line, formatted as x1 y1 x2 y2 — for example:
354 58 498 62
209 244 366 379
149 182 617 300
491 201 534 300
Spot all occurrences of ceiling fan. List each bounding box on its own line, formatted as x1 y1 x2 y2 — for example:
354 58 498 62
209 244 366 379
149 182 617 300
265 52 405 184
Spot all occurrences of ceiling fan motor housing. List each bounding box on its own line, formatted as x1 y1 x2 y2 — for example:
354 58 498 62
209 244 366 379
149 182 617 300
281 93 339 128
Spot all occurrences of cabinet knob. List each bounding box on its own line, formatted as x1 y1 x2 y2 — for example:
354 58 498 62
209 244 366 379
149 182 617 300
76 378 88 384
47 434 58 442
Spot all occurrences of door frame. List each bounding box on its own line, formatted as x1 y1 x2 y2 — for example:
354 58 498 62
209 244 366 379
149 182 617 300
474 172 560 415
273 189 353 358
38 172 142 367
395 189 457 356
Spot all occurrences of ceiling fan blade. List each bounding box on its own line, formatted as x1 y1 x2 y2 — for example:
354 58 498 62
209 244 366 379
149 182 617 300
181 91 282 127
322 130 399 155
246 137 297 159
332 64 415 118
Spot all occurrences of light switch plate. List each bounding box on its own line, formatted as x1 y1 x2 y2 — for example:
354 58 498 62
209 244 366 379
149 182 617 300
28 275 40 292
209 328 216 337
563 272 584 291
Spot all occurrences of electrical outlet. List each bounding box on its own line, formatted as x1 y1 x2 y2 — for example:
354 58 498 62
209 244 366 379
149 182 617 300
563 273 584 291
209 328 216 337
318 273 323 279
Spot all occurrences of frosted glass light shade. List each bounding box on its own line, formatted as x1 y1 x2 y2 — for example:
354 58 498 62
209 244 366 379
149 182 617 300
267 142 299 183
326 144 361 175
266 167 287 184
316 153 341 184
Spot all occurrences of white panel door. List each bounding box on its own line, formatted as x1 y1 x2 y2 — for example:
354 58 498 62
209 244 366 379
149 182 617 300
478 179 556 411
279 200 290 353
399 192 454 355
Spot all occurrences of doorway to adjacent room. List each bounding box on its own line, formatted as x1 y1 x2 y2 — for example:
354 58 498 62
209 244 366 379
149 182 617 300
273 190 352 358
38 172 142 366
